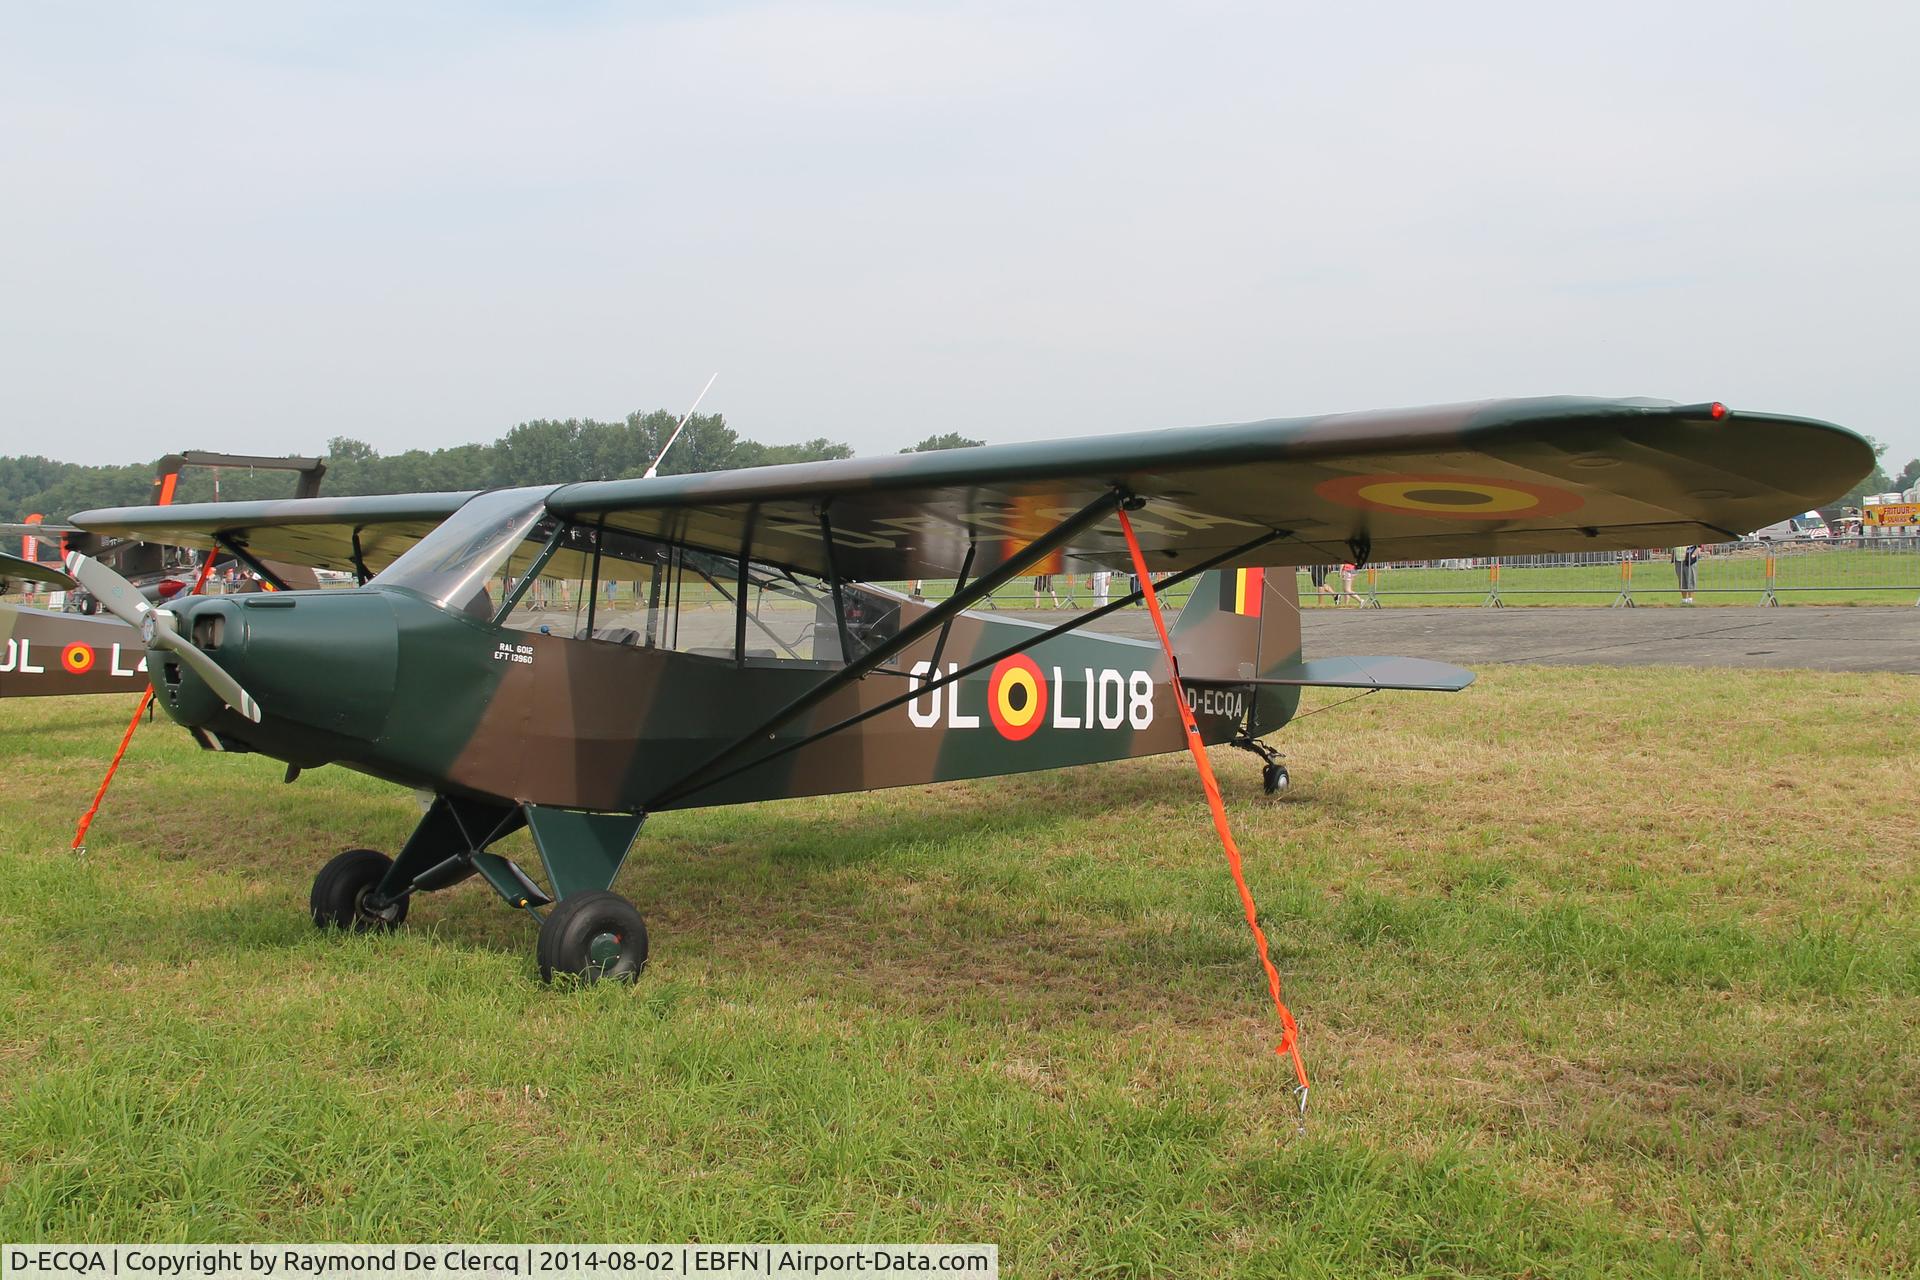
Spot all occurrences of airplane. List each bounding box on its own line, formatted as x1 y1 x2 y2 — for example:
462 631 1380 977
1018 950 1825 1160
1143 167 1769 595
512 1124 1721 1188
0 552 154 695
0 450 339 696
3 449 328 613
36 396 1869 984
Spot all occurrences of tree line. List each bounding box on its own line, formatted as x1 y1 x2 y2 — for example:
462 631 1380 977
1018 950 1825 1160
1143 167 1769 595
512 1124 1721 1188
0 413 986 522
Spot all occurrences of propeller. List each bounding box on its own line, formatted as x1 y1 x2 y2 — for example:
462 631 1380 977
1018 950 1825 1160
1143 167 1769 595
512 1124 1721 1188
64 551 263 723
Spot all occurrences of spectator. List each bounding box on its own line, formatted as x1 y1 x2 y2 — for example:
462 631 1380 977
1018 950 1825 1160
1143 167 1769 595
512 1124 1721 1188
1308 563 1333 604
1672 544 1701 604
1090 569 1111 608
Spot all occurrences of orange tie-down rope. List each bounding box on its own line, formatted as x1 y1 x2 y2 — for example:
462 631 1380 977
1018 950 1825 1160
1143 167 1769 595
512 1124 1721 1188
70 550 221 853
1117 506 1310 1116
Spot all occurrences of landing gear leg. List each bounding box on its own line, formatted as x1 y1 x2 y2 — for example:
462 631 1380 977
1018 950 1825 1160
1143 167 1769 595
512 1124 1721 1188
524 806 650 986
1232 734 1289 796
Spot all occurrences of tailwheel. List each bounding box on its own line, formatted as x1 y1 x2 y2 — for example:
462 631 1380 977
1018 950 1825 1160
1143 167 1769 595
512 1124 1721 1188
310 848 408 932
1262 762 1290 795
537 890 648 985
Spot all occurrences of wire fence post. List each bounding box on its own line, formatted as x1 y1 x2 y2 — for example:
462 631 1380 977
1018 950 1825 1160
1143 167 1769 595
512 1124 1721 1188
1362 564 1382 608
1759 553 1778 607
1610 555 1635 607
1481 558 1503 608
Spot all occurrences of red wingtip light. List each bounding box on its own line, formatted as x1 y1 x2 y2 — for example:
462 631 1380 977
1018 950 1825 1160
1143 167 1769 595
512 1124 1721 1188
1709 401 1729 419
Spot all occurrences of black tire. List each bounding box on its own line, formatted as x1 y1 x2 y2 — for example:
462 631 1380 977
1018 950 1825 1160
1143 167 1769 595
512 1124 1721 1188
1262 763 1290 795
538 890 648 985
310 848 408 931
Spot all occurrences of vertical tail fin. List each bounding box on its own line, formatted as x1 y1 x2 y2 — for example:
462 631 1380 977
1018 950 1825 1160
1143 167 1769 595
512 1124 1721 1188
1172 567 1303 736
151 454 185 506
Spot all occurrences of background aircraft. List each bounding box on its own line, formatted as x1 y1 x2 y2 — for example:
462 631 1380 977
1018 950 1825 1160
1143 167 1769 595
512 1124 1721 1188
2 450 327 610
0 450 336 698
51 396 1871 983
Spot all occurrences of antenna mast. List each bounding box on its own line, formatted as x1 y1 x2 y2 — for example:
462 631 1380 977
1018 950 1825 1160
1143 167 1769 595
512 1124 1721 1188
643 372 720 480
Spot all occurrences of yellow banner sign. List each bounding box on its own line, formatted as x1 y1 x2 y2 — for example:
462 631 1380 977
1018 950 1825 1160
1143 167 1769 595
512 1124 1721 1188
1862 503 1920 527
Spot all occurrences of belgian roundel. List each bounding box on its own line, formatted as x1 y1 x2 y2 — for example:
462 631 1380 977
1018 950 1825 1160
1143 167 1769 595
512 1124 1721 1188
986 654 1048 741
1315 474 1585 520
60 642 95 675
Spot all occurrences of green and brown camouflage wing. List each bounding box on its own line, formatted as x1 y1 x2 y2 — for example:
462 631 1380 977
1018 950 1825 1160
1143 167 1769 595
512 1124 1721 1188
536 396 1869 580
70 399 1870 588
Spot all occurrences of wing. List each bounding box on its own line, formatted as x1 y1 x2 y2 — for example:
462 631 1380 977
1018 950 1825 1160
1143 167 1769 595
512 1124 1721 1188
0 522 74 551
66 398 1870 583
0 550 76 590
544 397 1871 578
64 492 478 577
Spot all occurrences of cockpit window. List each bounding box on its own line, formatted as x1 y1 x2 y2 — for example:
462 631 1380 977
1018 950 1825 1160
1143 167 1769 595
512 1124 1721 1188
379 488 908 665
370 487 555 612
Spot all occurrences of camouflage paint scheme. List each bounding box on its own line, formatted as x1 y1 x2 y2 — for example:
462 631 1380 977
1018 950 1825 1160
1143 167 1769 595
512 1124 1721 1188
142 570 1301 813
49 396 1870 961
68 398 1874 584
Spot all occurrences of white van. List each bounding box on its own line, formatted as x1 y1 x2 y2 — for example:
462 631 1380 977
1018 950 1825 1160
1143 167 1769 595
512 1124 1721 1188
1750 511 1831 541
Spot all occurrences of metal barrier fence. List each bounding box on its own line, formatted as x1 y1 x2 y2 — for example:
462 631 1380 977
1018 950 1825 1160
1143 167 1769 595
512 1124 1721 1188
890 574 1204 612
1348 536 1920 607
900 537 1920 610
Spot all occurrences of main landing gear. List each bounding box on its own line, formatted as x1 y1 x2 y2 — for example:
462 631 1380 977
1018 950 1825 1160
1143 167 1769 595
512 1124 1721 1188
536 890 649 984
307 796 650 985
310 848 409 931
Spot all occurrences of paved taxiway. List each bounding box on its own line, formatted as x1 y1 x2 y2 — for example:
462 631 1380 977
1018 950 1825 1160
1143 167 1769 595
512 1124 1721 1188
999 605 1920 674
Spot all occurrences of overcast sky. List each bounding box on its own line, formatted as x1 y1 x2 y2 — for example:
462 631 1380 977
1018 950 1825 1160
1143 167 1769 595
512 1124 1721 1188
4 1 1917 474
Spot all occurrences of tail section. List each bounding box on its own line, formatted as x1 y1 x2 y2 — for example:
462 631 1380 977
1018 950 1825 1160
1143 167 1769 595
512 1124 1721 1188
1172 568 1302 736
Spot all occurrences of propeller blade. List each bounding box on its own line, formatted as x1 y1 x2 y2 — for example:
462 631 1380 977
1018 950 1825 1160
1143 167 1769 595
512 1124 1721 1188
63 550 153 625
64 552 264 723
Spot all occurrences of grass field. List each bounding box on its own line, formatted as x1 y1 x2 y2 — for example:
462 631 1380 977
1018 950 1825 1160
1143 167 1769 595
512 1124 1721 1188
2 669 1917 1276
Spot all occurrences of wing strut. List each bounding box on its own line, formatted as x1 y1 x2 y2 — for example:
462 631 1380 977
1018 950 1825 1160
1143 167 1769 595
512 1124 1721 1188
1118 503 1311 1116
925 542 976 677
645 490 1127 809
652 524 1288 810
214 534 290 591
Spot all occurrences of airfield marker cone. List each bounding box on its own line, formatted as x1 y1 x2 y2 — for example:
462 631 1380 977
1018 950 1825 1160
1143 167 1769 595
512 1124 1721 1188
69 550 221 854
1116 506 1310 1121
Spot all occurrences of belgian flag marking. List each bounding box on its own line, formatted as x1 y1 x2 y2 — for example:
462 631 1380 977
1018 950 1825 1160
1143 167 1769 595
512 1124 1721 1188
60 642 95 675
1220 567 1264 617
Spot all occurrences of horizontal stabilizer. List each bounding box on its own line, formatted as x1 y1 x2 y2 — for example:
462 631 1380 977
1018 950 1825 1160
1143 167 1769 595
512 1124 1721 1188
1188 655 1475 692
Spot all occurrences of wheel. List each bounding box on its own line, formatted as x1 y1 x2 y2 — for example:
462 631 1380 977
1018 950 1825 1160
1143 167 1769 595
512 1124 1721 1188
538 890 648 985
310 848 408 931
1262 762 1290 795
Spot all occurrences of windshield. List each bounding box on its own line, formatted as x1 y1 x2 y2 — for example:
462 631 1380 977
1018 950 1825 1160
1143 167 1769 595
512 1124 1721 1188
371 486 555 613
